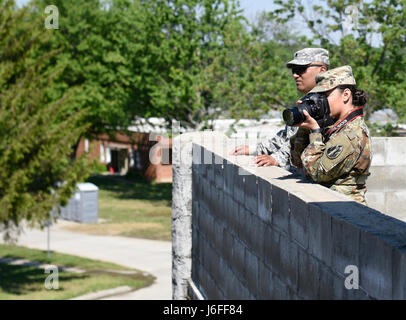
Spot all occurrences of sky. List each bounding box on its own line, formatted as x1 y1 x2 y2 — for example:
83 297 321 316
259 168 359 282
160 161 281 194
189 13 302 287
237 0 278 18
16 0 278 16
16 0 28 6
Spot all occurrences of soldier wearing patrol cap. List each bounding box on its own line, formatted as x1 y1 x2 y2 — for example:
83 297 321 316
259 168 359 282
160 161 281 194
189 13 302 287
294 65 371 204
230 48 329 169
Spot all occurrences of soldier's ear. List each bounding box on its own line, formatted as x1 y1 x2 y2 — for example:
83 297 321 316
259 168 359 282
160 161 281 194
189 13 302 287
321 64 328 72
343 88 351 103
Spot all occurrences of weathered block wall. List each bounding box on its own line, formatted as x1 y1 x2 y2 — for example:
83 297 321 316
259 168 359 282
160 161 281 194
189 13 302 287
366 137 406 221
172 132 406 300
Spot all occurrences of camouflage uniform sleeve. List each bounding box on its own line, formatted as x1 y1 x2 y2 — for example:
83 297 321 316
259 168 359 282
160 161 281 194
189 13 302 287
301 132 358 183
255 126 298 168
289 128 310 168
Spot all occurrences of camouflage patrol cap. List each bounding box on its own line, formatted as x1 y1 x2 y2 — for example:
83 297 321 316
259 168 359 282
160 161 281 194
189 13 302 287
286 48 329 67
309 65 356 93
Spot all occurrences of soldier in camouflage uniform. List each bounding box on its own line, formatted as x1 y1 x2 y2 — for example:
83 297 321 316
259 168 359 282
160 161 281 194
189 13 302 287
230 48 329 170
293 66 371 204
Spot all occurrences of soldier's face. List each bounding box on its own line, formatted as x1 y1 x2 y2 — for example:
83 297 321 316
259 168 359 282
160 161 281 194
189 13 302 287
326 88 352 120
291 63 326 94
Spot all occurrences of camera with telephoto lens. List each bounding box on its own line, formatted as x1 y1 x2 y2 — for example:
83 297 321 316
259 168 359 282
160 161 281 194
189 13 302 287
282 93 334 128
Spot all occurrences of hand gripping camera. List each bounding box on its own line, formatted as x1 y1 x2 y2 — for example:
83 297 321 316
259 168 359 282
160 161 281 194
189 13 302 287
282 93 335 128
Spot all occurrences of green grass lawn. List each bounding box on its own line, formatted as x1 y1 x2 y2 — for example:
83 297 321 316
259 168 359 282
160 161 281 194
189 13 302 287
60 174 172 241
0 244 154 300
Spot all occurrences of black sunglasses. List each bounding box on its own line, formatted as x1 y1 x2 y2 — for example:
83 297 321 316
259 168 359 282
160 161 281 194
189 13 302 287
291 64 324 75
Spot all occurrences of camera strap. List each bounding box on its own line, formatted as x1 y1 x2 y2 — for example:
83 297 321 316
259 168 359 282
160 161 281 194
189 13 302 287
325 107 363 140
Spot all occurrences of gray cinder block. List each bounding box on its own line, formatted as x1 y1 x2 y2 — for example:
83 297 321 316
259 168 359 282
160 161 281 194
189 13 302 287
297 248 320 299
224 163 236 196
289 194 309 250
258 262 273 299
366 166 386 191
192 199 199 227
308 204 333 267
244 248 259 296
244 173 258 215
248 216 266 258
192 144 203 171
392 248 406 300
271 185 290 234
192 227 201 258
318 267 335 300
231 238 247 284
238 206 253 248
199 208 214 243
209 186 224 221
222 194 238 232
214 162 225 190
263 225 281 274
205 151 215 183
211 257 228 296
196 263 207 298
278 234 299 290
233 168 247 205
332 272 348 299
331 218 360 277
222 229 234 264
213 219 225 253
370 137 386 166
206 243 220 282
385 191 406 221
386 166 406 190
258 177 272 224
225 269 250 300
386 137 406 166
359 230 393 299
365 191 386 214
270 274 289 299
223 196 240 237
202 269 217 299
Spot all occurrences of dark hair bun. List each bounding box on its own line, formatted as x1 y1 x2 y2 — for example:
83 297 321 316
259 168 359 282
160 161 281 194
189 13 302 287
352 89 367 106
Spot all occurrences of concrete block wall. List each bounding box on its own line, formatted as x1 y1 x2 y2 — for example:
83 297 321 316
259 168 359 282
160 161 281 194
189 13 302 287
366 137 406 221
172 131 406 300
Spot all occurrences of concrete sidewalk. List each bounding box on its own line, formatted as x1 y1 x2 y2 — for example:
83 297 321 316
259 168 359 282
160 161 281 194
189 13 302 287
0 221 172 300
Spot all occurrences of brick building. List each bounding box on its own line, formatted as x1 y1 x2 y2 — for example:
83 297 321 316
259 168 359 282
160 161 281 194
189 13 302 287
76 131 172 183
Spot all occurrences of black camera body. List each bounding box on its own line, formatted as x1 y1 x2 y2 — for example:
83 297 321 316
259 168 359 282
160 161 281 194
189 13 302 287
283 93 334 128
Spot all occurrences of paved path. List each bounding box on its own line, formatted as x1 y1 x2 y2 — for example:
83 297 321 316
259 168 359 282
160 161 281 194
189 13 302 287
0 221 172 300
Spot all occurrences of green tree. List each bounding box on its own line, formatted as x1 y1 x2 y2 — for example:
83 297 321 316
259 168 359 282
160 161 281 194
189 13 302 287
0 0 91 240
128 0 246 129
25 0 306 133
194 18 300 129
30 0 145 138
133 0 303 130
268 0 406 121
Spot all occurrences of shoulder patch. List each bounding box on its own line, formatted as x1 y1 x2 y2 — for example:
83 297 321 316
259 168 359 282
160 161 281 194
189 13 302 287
326 145 343 159
320 134 354 173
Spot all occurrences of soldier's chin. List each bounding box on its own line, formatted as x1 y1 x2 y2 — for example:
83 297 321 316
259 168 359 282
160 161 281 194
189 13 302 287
296 83 307 93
